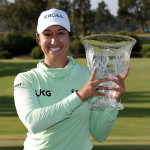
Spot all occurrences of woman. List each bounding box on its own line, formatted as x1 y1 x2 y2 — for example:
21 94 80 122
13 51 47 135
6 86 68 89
14 8 129 150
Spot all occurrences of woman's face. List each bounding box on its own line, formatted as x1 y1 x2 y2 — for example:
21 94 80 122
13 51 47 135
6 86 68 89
38 25 70 62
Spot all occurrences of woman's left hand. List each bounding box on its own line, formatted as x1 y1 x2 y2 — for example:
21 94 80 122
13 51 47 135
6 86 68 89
109 66 130 102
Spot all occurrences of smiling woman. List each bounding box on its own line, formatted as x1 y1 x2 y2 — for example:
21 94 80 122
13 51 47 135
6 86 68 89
13 8 129 150
36 25 70 68
36 9 72 68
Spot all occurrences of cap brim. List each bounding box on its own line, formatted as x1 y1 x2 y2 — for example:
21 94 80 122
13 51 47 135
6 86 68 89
37 22 70 34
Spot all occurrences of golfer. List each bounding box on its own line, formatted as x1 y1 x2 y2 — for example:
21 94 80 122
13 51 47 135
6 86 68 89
14 8 129 150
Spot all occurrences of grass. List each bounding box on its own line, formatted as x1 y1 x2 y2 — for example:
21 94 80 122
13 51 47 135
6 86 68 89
137 33 150 38
0 58 150 150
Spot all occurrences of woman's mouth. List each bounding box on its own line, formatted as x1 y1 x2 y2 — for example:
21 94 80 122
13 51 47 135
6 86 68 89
49 47 61 51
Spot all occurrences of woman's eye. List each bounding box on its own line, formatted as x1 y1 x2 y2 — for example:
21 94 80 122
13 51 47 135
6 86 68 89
59 32 65 36
44 33 51 36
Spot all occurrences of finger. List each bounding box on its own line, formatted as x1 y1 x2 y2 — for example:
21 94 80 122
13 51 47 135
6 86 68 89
115 74 124 82
109 87 125 94
93 77 111 85
90 67 97 81
96 86 111 91
108 77 124 87
122 66 130 80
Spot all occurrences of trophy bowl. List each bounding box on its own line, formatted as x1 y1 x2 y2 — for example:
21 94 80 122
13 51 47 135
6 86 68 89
81 34 136 110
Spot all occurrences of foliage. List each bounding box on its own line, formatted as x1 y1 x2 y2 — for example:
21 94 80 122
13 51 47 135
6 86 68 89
118 0 150 32
31 45 44 59
142 44 150 57
71 0 92 37
0 0 47 32
0 0 150 36
93 1 117 33
0 31 37 57
69 39 85 57
0 50 12 59
118 32 142 57
1 0 150 58
0 0 94 36
46 0 72 21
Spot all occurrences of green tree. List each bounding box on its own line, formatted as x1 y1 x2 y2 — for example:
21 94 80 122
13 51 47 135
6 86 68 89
69 39 85 56
118 0 150 32
94 1 117 33
71 0 92 37
0 0 73 32
95 1 111 24
0 31 36 56
0 0 47 32
47 0 56 8
48 0 72 18
0 0 8 6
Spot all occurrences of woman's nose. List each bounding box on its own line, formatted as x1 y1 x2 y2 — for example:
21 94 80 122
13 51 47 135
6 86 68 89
51 35 58 45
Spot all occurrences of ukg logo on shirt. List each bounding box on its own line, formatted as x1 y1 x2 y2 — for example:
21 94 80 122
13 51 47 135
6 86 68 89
35 89 51 97
44 13 64 19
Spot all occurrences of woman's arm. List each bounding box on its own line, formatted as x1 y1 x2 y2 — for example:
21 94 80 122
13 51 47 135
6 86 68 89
14 73 83 134
89 107 118 142
77 66 129 142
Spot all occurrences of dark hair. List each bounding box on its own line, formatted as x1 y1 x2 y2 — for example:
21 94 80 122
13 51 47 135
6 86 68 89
36 34 39 44
69 31 73 37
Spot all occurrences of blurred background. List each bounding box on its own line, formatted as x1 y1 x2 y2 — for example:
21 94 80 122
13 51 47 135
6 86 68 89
0 0 150 150
0 0 150 58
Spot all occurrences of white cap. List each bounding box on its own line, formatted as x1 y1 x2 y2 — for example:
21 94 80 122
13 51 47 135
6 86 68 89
37 8 70 34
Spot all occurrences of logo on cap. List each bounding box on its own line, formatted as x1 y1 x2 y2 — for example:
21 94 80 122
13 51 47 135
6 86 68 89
44 13 64 19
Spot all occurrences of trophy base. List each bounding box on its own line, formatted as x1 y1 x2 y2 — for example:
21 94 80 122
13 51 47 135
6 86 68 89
89 98 124 110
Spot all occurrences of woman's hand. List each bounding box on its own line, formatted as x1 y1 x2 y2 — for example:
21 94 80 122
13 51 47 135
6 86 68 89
77 67 111 101
108 66 130 102
77 66 130 102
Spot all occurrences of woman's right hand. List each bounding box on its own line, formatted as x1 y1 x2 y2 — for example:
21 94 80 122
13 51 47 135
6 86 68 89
77 67 111 101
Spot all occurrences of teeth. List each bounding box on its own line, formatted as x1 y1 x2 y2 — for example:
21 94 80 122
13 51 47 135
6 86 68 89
50 47 61 51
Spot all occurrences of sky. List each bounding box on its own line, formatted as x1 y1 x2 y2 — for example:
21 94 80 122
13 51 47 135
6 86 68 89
91 0 119 16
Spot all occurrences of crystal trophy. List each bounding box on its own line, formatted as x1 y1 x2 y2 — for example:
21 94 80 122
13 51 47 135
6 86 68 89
81 34 136 110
